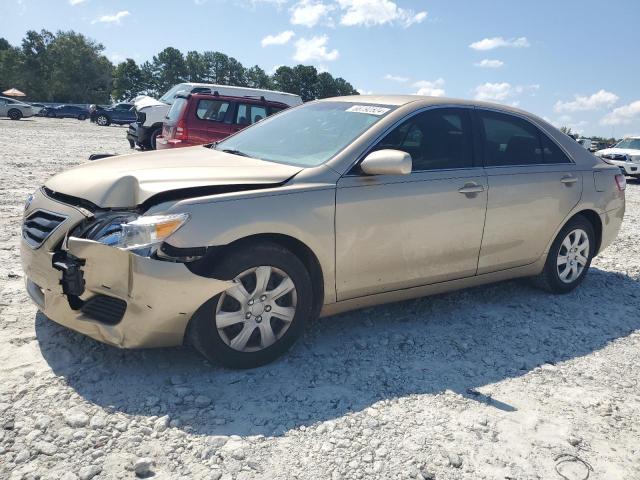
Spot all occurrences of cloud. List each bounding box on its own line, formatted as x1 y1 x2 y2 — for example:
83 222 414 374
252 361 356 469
290 0 333 27
92 10 130 24
413 78 445 97
337 0 427 28
473 82 539 102
384 74 409 82
261 30 295 47
69 0 87 5
469 36 529 51
554 89 619 113
474 59 504 68
601 100 640 126
293 35 339 62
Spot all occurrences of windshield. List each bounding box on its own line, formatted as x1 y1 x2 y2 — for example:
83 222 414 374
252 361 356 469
159 84 189 105
215 101 395 167
614 138 640 150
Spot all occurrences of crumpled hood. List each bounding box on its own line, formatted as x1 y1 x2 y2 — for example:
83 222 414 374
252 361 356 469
133 95 167 109
45 146 303 208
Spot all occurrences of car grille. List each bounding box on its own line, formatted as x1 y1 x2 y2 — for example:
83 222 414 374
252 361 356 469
22 210 67 248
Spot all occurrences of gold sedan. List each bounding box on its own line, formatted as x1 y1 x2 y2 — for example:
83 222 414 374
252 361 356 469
21 96 625 368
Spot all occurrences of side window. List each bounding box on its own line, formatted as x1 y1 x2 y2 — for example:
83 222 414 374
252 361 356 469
236 104 267 125
540 133 572 164
373 108 474 171
196 100 230 122
479 110 543 166
251 105 267 124
236 104 249 125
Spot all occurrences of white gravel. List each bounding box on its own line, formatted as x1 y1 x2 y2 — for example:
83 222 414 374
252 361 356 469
1 117 639 480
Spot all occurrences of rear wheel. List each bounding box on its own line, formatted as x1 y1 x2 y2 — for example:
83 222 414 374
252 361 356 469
96 114 110 126
188 242 314 368
534 215 595 294
8 109 22 120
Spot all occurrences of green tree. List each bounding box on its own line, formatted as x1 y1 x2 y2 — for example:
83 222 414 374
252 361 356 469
315 72 339 99
21 29 54 100
245 65 271 89
291 65 318 101
46 31 112 103
151 47 186 93
112 59 143 101
202 51 229 84
272 66 297 95
185 50 206 82
227 56 246 86
333 77 359 96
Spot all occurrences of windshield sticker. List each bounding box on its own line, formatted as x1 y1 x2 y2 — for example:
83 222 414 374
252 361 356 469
345 105 391 116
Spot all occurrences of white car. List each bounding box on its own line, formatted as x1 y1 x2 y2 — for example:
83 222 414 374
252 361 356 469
0 96 35 120
576 138 592 149
595 137 640 177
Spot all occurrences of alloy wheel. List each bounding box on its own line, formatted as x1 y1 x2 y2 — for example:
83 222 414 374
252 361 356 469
557 228 590 284
215 266 297 352
97 115 108 126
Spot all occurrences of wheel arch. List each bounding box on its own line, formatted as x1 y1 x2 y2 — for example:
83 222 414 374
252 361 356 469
189 233 325 319
570 209 603 255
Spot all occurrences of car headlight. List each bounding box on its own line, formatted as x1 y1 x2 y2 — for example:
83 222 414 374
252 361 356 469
87 213 189 251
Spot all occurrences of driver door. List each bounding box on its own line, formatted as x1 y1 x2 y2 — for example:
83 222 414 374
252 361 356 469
335 107 488 300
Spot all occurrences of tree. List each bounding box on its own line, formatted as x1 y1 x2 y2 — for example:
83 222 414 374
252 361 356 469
202 51 229 84
272 66 298 96
245 65 271 89
315 72 339 99
112 59 143 101
185 50 206 82
0 39 25 93
21 29 54 100
292 65 318 101
151 47 186 93
227 56 246 86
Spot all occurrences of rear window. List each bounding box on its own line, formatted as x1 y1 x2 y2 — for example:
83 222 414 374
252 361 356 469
166 98 188 122
196 100 230 121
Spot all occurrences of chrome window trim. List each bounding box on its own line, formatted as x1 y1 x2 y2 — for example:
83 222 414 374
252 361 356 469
342 104 475 177
474 106 576 167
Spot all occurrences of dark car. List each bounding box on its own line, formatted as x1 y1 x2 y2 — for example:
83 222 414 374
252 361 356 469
47 105 89 120
157 93 289 149
90 103 136 126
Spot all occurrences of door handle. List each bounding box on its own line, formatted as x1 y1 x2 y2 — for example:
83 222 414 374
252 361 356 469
560 175 578 185
458 183 485 194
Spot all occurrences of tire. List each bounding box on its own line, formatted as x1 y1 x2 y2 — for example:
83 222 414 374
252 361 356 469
96 114 110 126
149 127 161 150
78 114 87 121
8 109 22 120
533 215 595 294
188 242 315 369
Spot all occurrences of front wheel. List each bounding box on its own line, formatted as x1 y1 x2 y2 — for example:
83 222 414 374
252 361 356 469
188 242 315 368
149 127 161 150
8 109 22 120
534 215 595 294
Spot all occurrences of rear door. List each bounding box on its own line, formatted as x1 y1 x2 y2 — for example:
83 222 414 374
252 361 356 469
474 109 582 274
189 98 233 144
0 98 7 116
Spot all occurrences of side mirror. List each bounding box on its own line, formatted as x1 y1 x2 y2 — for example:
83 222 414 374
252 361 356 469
360 149 412 176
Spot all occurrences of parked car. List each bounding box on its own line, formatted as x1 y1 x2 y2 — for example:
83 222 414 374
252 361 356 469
127 83 302 150
20 96 625 368
0 96 36 120
589 140 608 152
576 138 592 149
595 136 640 177
157 93 289 149
28 103 46 115
47 105 89 120
90 103 136 126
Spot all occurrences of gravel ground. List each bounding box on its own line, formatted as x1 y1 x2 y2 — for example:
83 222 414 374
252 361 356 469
1 117 639 480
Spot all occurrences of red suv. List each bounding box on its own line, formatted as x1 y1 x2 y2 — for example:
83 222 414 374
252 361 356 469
157 93 291 149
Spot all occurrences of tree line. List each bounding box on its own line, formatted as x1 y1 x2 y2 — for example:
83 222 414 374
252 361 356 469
0 30 359 104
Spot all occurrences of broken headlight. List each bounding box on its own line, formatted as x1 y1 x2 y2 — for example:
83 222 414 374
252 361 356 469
84 212 189 251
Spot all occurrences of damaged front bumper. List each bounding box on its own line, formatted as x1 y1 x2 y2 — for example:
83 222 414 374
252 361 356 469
20 191 231 348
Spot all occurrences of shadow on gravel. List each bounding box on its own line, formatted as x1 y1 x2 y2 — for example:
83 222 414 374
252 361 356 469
36 267 640 437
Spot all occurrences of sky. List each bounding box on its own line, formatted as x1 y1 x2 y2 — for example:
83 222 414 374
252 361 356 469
2 0 639 138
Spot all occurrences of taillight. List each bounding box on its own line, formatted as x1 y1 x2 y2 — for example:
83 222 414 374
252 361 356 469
175 118 188 141
615 174 626 191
